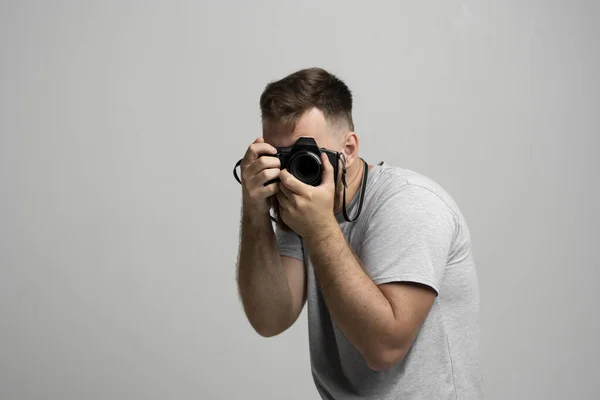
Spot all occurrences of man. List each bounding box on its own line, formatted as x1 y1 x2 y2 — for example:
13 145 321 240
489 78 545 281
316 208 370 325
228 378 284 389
236 67 482 399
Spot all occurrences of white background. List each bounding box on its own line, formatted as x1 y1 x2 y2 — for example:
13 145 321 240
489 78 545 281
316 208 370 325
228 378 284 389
1 1 599 399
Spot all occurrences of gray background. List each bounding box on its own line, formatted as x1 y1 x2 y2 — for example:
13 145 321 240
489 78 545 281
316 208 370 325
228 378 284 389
1 1 598 399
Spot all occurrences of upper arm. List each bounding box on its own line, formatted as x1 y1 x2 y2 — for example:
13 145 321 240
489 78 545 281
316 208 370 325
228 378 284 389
282 256 307 324
378 281 436 355
360 184 457 355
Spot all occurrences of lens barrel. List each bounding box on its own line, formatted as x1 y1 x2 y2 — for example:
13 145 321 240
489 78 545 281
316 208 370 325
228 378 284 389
289 152 322 185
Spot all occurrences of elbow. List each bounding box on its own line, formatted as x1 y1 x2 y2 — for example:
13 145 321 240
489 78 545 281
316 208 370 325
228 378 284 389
255 327 282 338
363 344 409 371
250 315 295 338
254 322 289 338
241 300 297 338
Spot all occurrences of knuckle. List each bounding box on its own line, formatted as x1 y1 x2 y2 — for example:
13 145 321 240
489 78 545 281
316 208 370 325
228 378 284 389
262 156 277 168
260 169 270 179
254 157 267 170
241 171 252 184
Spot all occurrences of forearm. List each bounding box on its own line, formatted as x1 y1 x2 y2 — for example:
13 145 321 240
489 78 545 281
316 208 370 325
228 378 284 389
304 223 398 365
236 209 294 336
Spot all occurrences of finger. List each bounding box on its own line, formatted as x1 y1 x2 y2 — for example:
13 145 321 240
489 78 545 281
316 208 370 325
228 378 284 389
255 182 279 199
246 143 278 163
243 137 264 163
243 141 278 165
251 167 281 187
320 153 335 187
278 181 294 200
279 169 306 195
276 190 292 210
246 154 281 177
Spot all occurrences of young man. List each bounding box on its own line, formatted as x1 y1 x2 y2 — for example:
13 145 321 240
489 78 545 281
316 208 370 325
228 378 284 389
236 67 482 399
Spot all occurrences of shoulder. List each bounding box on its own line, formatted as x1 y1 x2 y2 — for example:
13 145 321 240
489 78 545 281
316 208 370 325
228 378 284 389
366 163 457 211
363 163 462 234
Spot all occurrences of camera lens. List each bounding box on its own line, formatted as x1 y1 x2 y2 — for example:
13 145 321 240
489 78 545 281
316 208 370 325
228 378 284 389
289 152 322 185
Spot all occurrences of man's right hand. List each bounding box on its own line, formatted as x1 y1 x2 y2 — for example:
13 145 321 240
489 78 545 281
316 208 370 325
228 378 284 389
240 137 281 216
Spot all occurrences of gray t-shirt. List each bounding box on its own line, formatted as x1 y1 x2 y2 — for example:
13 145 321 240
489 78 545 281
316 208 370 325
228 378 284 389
275 162 482 399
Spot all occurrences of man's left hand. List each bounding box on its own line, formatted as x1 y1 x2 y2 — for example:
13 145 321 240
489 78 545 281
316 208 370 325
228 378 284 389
276 152 338 239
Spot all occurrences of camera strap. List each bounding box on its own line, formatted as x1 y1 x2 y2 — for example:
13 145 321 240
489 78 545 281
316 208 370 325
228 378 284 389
233 159 243 184
340 154 369 223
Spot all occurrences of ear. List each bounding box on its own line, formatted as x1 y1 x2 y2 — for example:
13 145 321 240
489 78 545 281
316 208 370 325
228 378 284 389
341 131 359 168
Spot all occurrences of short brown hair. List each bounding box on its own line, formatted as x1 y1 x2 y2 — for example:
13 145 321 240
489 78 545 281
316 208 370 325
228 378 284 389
259 67 354 131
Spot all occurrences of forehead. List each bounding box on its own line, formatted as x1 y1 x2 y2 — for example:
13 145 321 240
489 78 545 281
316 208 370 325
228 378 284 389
262 108 331 148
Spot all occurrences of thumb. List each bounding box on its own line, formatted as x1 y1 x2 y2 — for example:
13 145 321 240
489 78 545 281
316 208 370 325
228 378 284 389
254 137 265 143
320 153 334 187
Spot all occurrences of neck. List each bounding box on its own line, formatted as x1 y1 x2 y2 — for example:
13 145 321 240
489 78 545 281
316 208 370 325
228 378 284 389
335 158 367 215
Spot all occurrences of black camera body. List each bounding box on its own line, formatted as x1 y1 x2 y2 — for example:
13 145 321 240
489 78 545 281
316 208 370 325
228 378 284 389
263 137 341 187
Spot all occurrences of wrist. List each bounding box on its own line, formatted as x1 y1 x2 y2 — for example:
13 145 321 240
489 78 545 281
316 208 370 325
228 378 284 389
304 216 339 245
242 205 272 229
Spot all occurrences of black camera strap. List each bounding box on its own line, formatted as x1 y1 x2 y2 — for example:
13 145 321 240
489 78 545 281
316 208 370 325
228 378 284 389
233 159 243 184
340 154 369 223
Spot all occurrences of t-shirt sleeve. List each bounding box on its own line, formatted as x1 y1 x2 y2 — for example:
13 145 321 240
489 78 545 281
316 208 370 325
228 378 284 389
274 223 305 261
359 184 457 294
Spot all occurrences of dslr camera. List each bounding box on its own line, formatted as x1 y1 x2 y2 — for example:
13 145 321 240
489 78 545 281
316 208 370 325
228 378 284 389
234 137 342 187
